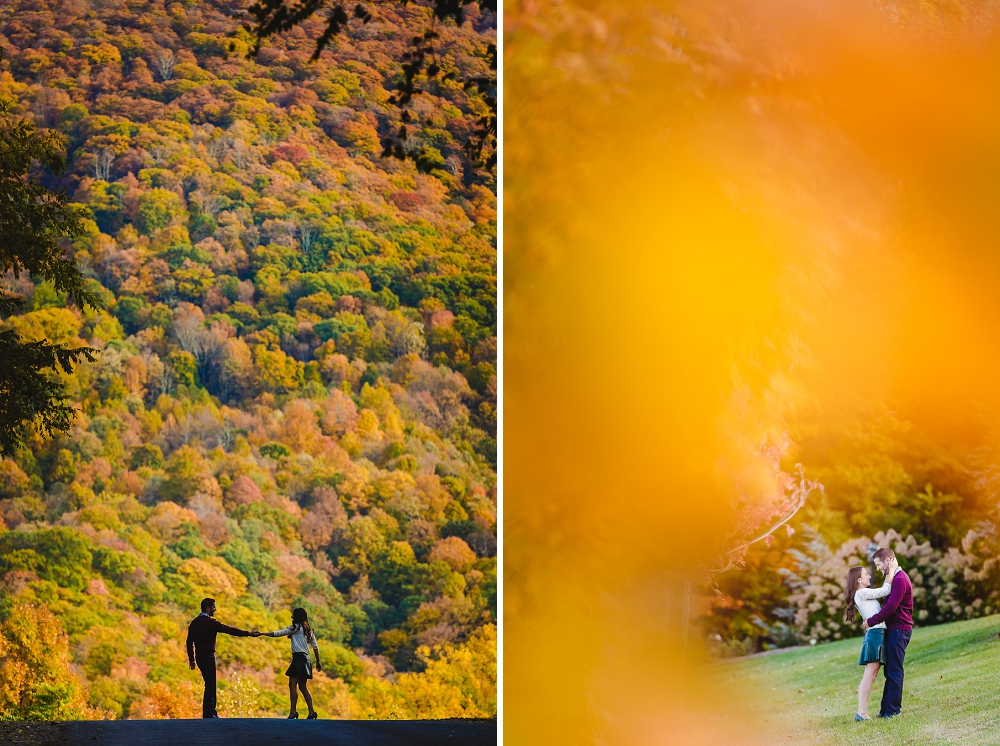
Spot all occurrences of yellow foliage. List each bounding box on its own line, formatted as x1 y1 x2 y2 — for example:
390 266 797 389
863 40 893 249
86 311 125 343
372 470 416 506
80 43 122 66
356 409 382 443
253 345 301 392
218 673 261 717
69 482 97 510
6 308 82 345
278 399 320 454
310 674 363 719
177 556 248 600
271 159 300 181
414 474 451 518
0 604 97 721
145 501 198 542
352 676 406 720
132 680 201 719
392 624 496 718
339 431 364 458
358 384 403 431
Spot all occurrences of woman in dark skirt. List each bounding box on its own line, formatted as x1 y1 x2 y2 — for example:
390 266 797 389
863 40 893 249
260 608 323 719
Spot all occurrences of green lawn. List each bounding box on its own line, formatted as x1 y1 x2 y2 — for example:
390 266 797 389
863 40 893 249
716 615 1000 745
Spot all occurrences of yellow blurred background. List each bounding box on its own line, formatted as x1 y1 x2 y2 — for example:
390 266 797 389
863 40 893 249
505 0 1000 743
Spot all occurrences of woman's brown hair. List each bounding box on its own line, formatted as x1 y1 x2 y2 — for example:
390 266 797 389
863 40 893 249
844 566 864 623
291 607 314 644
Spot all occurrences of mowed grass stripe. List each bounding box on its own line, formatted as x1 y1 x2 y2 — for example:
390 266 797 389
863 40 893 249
716 615 1000 745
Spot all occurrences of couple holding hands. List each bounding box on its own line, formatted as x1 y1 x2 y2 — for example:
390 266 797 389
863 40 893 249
186 597 322 719
844 547 915 722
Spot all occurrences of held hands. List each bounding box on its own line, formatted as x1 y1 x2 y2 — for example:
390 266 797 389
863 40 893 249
250 628 261 638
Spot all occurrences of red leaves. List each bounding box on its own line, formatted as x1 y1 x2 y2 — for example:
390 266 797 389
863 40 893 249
389 190 426 212
271 144 310 165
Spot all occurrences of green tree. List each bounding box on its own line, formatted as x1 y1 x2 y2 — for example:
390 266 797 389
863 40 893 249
0 528 95 591
0 83 97 456
135 188 185 235
160 444 212 503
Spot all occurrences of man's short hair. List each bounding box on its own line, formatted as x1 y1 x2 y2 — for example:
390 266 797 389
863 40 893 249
201 598 216 612
872 548 895 563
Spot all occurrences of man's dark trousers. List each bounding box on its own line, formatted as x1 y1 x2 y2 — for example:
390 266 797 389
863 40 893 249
196 654 217 718
880 628 912 717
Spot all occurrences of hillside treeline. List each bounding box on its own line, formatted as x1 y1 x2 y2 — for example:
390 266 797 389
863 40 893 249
0 0 496 720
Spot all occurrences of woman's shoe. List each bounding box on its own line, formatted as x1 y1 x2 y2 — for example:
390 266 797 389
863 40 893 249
287 712 299 719
854 713 870 722
307 712 318 719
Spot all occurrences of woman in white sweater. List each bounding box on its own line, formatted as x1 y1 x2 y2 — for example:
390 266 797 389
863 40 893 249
259 608 323 719
844 559 898 721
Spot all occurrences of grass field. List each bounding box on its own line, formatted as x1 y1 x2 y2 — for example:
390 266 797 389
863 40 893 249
715 615 1000 745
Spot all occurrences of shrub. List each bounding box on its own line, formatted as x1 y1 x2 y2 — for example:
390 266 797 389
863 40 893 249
786 528 1000 643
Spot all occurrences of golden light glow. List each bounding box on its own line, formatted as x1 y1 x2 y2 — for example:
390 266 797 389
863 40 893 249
505 0 1000 742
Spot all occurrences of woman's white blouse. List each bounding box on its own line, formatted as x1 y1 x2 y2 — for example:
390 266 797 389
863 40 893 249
854 575 893 630
271 624 317 655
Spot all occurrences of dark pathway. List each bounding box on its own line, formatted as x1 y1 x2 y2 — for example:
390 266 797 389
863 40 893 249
0 718 496 746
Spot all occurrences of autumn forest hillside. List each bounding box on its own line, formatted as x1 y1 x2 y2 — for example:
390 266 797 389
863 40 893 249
0 0 496 721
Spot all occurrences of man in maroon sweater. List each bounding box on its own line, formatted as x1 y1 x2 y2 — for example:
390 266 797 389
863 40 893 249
864 547 914 718
186 598 259 718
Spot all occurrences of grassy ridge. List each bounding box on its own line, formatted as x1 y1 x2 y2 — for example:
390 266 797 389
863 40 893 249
717 615 1000 745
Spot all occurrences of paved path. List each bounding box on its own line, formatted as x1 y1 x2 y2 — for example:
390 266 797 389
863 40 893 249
0 718 496 746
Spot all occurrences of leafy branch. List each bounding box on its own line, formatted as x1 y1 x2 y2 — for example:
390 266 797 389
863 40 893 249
705 464 824 582
244 0 497 173
0 49 98 455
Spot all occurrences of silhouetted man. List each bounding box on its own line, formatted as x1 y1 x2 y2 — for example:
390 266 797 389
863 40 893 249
186 598 259 718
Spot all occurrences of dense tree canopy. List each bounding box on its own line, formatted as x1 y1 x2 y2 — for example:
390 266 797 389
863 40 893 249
0 0 496 720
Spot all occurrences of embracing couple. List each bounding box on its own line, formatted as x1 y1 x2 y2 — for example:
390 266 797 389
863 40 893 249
843 547 914 721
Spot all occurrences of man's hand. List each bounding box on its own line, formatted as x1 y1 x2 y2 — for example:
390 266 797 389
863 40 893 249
190 661 196 671
316 662 322 672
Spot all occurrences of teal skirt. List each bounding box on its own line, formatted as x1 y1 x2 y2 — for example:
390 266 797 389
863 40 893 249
858 628 886 665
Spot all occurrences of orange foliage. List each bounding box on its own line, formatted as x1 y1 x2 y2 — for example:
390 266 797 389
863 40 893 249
132 681 201 719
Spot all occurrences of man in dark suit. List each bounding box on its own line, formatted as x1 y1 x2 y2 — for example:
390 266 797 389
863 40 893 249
186 598 259 718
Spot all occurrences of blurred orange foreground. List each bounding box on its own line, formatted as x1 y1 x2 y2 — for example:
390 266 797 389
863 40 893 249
505 0 1000 743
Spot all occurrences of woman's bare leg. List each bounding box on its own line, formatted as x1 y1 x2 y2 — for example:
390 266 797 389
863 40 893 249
857 662 881 718
298 679 315 715
288 676 299 714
